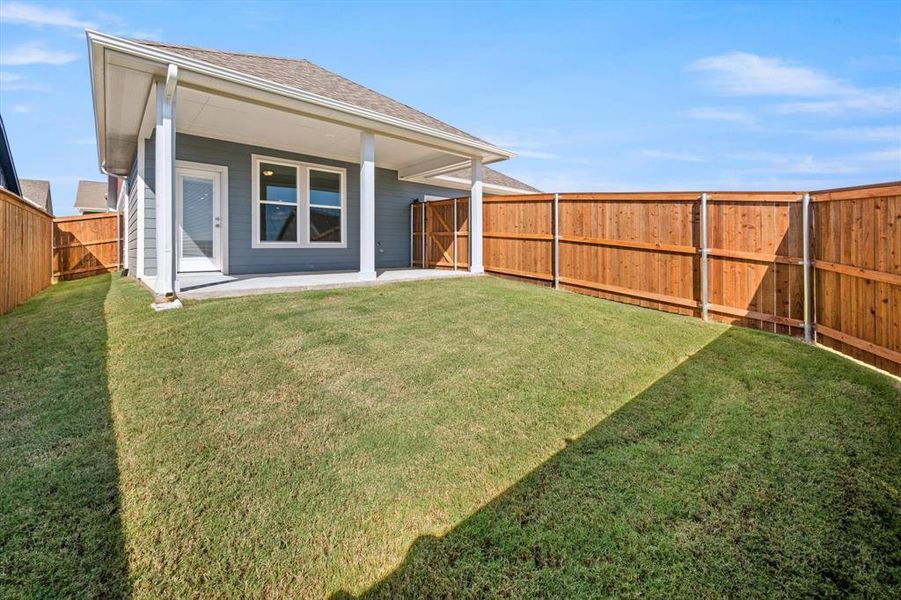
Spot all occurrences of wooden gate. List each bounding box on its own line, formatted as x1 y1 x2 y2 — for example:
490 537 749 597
53 213 121 281
411 198 469 270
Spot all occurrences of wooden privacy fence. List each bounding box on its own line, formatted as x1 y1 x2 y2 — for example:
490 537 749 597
53 213 121 281
415 182 899 375
1 187 53 315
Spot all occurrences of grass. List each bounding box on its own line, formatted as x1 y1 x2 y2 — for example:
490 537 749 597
1 274 899 598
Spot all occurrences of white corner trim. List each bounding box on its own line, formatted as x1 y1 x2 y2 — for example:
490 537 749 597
136 137 146 278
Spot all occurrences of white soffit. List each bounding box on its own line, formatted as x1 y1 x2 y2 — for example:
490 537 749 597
176 87 459 171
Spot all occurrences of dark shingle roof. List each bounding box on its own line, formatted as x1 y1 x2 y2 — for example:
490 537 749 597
137 40 492 147
441 166 541 193
19 179 52 214
75 180 110 212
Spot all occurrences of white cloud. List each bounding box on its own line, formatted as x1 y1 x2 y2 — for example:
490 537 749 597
0 69 47 90
686 52 847 96
0 2 96 29
480 130 560 160
12 102 31 113
720 149 901 175
809 126 901 142
0 41 77 65
685 107 756 126
687 51 900 115
775 89 900 115
641 149 707 163
860 148 901 162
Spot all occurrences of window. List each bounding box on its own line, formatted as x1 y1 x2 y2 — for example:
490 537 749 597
309 170 342 243
252 156 346 248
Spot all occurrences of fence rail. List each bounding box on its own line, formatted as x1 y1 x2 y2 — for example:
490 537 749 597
1 187 53 315
53 212 121 281
419 182 898 376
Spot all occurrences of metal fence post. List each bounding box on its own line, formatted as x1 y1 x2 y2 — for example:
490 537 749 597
453 197 458 271
802 192 813 343
553 193 560 289
699 192 709 321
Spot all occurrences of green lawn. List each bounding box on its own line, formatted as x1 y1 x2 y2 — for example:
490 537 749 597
1 274 899 598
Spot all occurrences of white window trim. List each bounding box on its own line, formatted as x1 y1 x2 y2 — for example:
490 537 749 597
251 154 347 249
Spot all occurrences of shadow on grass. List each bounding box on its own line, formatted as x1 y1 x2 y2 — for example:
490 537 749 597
0 275 130 597
335 328 900 598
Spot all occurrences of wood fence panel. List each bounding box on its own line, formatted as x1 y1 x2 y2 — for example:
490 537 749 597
483 194 553 282
706 193 805 334
812 183 900 375
53 213 120 281
0 187 52 315
558 194 698 316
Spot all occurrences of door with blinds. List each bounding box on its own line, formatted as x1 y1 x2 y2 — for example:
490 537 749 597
176 165 222 272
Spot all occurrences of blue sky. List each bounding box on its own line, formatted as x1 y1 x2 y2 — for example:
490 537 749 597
1 0 899 216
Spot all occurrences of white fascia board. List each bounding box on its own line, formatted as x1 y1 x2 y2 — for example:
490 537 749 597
417 174 539 196
86 32 106 173
404 175 541 196
86 30 515 167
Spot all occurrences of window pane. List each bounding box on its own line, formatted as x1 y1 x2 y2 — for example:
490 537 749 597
309 170 341 207
260 204 297 242
260 162 297 203
310 206 341 242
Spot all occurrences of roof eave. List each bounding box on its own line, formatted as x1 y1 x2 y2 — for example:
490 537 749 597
86 30 516 174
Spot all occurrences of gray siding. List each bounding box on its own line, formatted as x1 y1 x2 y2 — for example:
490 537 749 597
143 136 157 276
162 133 466 274
126 154 138 270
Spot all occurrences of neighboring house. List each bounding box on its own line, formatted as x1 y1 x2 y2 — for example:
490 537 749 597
86 31 536 302
0 113 22 197
74 180 114 214
19 179 53 215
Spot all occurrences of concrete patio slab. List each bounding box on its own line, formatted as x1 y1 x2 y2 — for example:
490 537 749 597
177 268 475 300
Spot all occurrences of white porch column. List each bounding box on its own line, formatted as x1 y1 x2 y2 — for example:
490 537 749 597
359 131 376 280
469 158 484 273
154 66 178 298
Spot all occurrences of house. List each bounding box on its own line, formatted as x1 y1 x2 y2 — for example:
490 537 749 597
86 31 536 305
20 179 53 215
74 179 114 214
0 114 22 197
1 115 54 215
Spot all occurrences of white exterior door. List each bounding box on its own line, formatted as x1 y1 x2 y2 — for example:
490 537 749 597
177 166 221 272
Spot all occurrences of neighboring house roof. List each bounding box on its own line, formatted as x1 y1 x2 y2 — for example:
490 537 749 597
136 40 491 148
440 167 541 193
19 179 53 215
0 114 21 197
75 180 111 212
